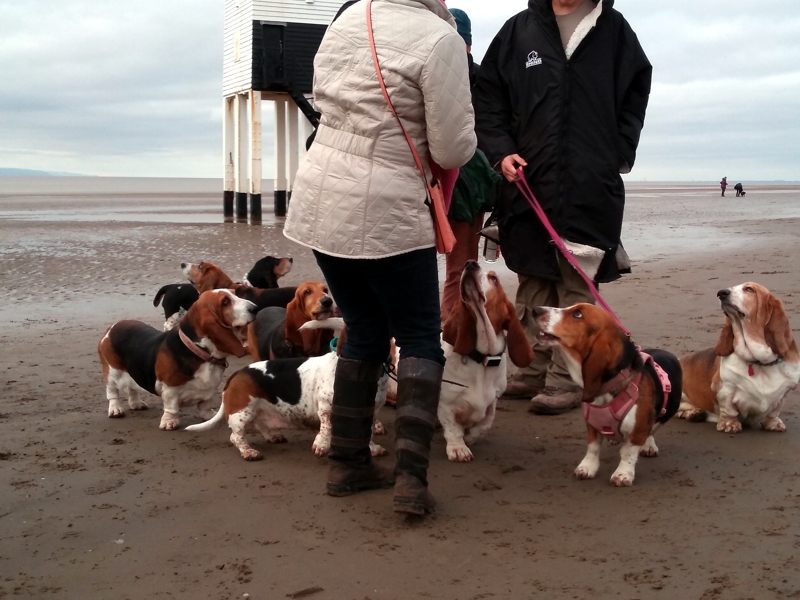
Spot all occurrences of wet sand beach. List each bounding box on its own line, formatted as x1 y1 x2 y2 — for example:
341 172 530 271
2 179 800 599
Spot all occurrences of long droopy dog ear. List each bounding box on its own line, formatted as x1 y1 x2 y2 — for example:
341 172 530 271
503 299 534 368
195 300 248 358
764 296 792 357
713 316 735 357
580 334 617 401
442 301 478 356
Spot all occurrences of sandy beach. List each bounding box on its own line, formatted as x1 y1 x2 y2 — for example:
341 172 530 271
2 178 800 599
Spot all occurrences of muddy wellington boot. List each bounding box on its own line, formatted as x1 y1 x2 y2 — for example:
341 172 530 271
326 357 395 497
393 357 443 515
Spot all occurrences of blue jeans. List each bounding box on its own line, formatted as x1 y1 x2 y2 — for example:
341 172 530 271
313 248 444 366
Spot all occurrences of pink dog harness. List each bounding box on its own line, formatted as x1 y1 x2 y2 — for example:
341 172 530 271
582 352 671 441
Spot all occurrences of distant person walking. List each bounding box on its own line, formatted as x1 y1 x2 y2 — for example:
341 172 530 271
720 177 728 197
734 182 745 197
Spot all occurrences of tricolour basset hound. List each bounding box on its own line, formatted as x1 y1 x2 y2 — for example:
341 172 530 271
153 283 199 331
99 289 257 431
245 281 336 361
534 303 682 486
243 255 294 289
185 350 388 461
679 282 800 433
438 260 534 462
182 260 297 312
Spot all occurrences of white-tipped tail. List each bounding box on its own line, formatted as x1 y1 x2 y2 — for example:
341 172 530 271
298 317 345 334
185 404 226 432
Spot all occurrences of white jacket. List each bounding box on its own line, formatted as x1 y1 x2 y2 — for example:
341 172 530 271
283 0 477 258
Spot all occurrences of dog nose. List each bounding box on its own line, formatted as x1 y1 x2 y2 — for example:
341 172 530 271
464 259 479 271
288 258 294 263
533 306 545 318
181 262 187 269
321 296 333 308
248 304 258 315
717 289 731 300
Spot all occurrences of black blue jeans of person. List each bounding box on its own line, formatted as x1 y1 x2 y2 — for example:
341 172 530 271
313 248 444 367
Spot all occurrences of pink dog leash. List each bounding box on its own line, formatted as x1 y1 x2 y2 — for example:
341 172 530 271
514 168 630 337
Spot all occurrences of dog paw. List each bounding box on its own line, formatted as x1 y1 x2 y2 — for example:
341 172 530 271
446 444 474 462
128 400 148 411
717 420 742 434
312 443 329 457
762 418 786 432
370 443 388 457
677 408 706 422
610 471 634 487
159 417 180 431
372 420 386 435
574 465 597 480
640 438 659 457
241 450 263 461
108 407 126 418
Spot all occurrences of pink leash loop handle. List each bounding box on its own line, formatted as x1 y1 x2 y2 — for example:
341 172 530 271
513 168 630 336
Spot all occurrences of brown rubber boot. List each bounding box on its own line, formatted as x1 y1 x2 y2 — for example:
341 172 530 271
393 357 442 515
326 357 394 497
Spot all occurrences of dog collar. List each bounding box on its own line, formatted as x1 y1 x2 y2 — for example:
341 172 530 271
748 356 783 376
179 328 228 367
464 349 504 368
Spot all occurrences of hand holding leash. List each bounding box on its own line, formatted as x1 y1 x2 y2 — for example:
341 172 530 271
501 154 527 182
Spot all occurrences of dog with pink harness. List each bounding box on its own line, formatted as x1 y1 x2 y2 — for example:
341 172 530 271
534 303 682 486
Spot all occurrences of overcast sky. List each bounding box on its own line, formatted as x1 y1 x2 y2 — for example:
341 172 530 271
1 0 798 181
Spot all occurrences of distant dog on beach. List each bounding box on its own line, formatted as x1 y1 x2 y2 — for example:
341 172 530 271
679 282 800 433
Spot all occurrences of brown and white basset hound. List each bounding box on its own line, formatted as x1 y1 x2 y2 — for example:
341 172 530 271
182 260 297 312
534 303 682 486
98 289 257 431
245 281 336 361
437 260 534 462
679 282 800 433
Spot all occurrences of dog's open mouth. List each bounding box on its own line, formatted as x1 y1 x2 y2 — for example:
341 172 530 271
313 310 334 321
537 331 559 343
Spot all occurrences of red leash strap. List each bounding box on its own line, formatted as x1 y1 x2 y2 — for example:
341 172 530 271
514 168 631 337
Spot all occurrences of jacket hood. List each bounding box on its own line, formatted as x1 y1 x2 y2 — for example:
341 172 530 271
388 0 457 28
528 0 613 13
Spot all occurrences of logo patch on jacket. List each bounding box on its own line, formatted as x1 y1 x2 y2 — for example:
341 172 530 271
525 51 543 68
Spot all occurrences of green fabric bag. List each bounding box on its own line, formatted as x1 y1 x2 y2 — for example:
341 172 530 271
448 149 501 224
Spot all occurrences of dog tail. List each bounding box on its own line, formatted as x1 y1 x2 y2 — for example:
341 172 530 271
185 403 226 432
153 285 171 307
298 317 345 334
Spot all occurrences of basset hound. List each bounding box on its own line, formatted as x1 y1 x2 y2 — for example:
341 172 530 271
153 283 199 331
679 282 800 433
243 255 294 289
155 256 292 331
245 281 336 361
438 260 534 462
182 260 297 312
185 350 388 461
534 303 682 486
99 289 257 431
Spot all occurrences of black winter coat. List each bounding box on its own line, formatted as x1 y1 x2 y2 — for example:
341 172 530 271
474 0 652 282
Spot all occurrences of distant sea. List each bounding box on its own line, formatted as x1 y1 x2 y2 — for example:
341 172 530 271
2 176 799 226
0 177 276 224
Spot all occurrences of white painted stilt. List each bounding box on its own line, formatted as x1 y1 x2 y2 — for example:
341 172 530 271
249 90 262 220
223 96 235 218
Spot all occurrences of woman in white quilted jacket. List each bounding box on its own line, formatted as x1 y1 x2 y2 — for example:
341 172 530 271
283 0 476 516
